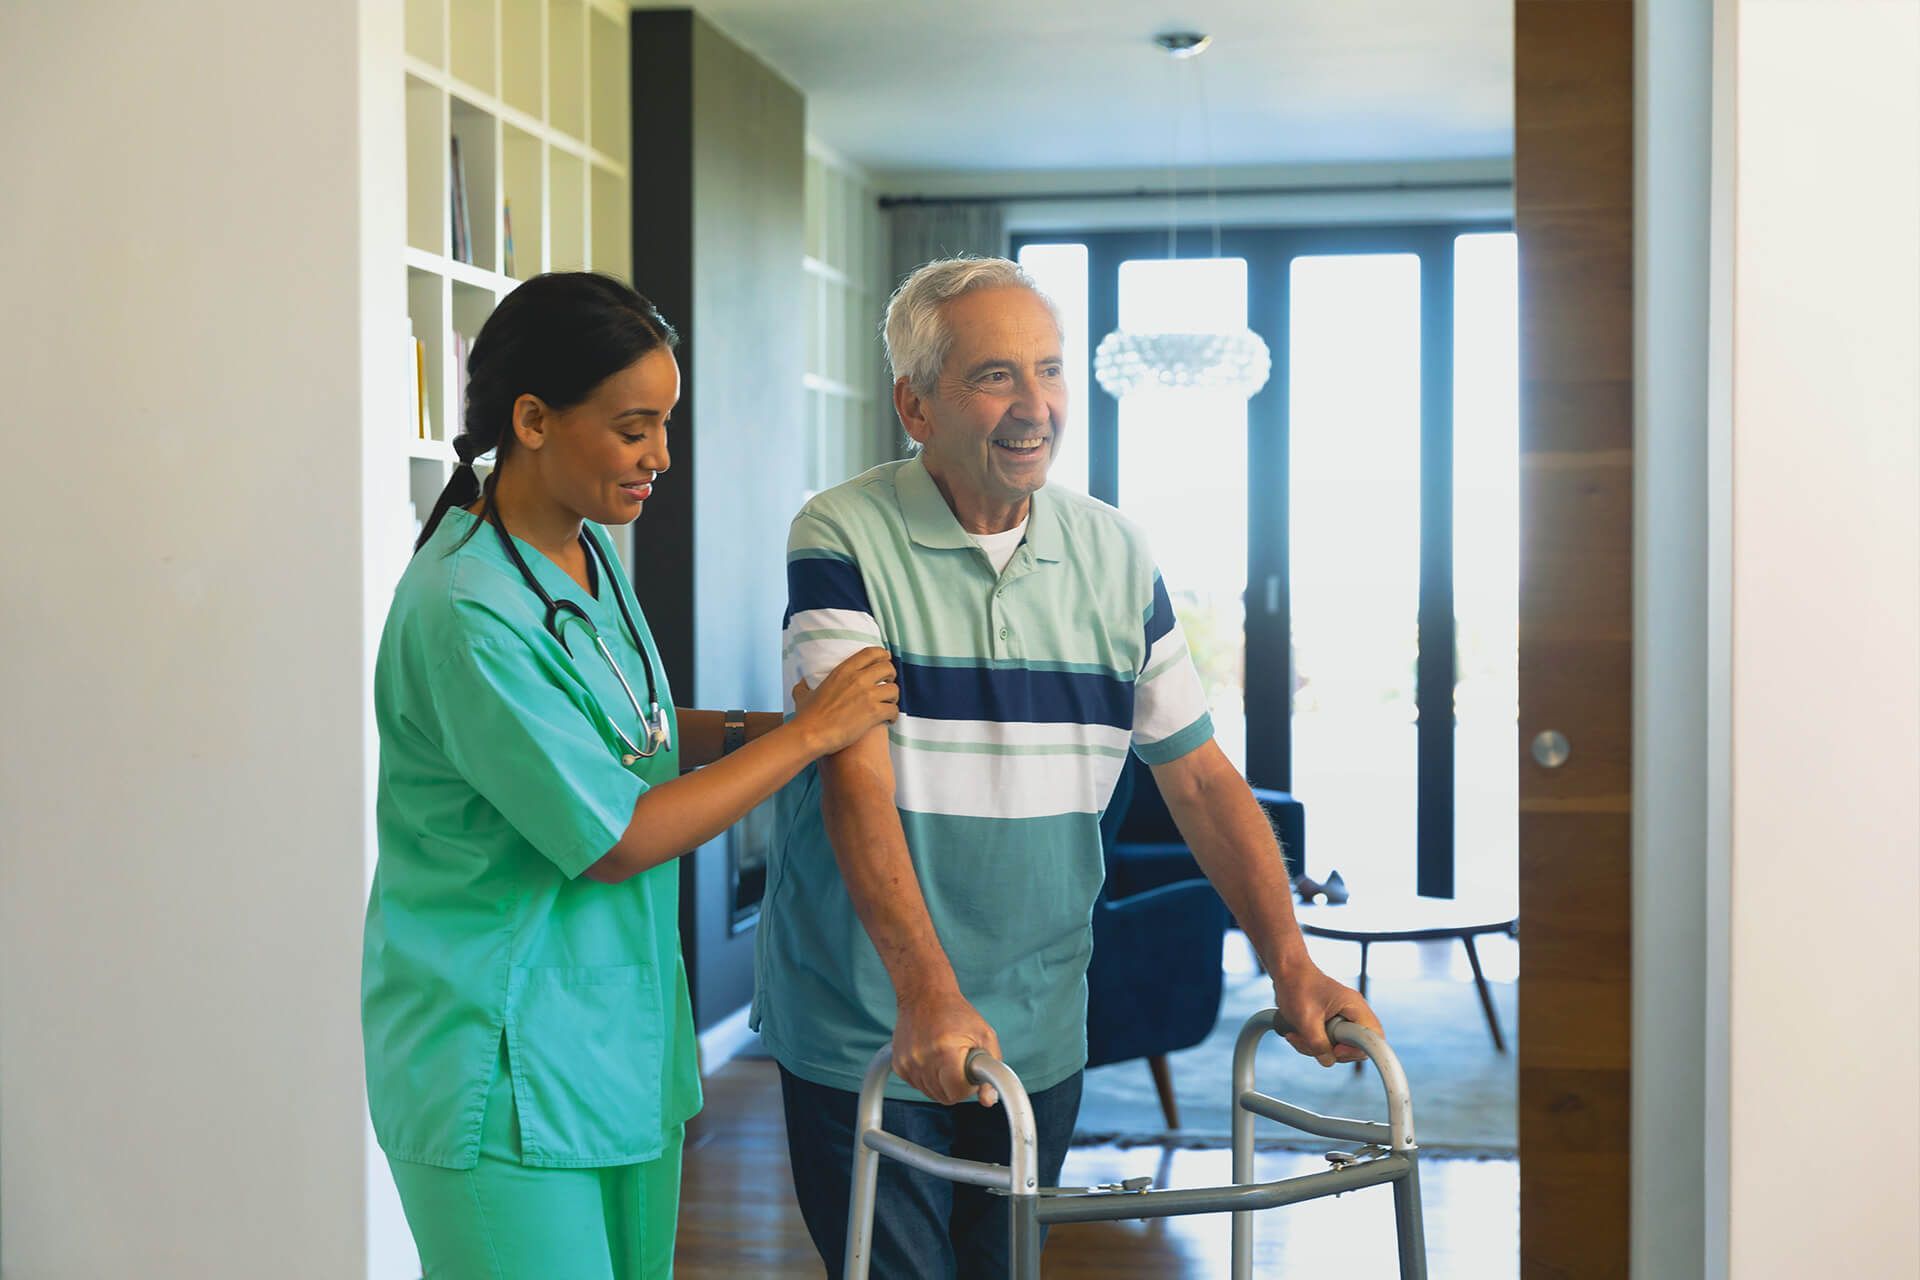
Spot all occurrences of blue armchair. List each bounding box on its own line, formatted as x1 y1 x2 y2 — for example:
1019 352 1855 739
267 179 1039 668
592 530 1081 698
1083 758 1231 1130
1105 755 1306 901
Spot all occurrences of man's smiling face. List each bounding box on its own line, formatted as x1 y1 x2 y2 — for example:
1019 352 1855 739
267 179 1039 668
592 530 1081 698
906 286 1067 526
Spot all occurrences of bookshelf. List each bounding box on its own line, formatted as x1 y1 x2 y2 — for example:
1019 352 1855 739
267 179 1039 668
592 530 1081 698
802 140 890 495
399 0 633 555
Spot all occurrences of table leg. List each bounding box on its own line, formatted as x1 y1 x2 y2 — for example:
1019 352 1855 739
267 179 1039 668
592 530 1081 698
1462 934 1506 1053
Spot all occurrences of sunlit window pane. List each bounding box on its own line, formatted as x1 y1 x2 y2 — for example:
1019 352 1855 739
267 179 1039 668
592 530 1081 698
1288 253 1422 894
1015 242 1089 496
1117 256 1249 769
1453 232 1519 905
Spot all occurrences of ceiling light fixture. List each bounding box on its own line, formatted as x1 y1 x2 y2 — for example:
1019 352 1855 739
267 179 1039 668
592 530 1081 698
1094 32 1273 401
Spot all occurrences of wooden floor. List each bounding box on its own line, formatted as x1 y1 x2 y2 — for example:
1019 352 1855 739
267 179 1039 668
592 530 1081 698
677 1056 1517 1278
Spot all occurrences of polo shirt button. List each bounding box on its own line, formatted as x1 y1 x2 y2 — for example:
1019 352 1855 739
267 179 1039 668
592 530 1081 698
999 627 1010 639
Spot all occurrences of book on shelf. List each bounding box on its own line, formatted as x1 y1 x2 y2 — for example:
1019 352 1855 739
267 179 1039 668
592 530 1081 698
452 331 470 436
404 331 428 442
414 337 429 439
503 197 516 278
450 135 471 265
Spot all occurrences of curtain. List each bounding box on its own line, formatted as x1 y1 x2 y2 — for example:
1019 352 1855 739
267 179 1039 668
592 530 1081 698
877 202 1009 457
886 201 1009 289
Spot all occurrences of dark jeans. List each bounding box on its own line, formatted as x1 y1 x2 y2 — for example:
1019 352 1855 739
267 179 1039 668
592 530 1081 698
777 1065 1083 1280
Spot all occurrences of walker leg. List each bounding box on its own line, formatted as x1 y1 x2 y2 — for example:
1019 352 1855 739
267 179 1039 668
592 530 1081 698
1008 1191 1041 1280
843 1138 879 1280
1393 1151 1429 1280
1230 1105 1253 1280
1229 1015 1266 1280
842 1066 889 1280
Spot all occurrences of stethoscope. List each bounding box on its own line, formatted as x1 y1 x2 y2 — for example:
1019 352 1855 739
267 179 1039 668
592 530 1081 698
487 506 671 763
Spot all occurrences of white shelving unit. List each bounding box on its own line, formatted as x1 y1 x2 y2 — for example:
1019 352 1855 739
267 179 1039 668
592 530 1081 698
803 140 891 493
400 0 633 545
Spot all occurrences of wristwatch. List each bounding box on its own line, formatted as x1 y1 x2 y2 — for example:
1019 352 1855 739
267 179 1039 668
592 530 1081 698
722 709 748 757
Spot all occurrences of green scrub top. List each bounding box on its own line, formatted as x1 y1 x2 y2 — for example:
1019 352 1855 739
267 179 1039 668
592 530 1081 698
363 507 701 1171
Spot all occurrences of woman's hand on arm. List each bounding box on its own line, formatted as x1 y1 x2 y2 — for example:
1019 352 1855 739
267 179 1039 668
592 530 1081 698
582 647 898 883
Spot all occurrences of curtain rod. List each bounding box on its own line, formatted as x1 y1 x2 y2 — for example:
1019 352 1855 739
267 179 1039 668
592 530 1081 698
877 178 1512 210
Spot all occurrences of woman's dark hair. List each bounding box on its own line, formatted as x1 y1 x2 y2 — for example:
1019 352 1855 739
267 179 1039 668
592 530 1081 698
414 272 680 553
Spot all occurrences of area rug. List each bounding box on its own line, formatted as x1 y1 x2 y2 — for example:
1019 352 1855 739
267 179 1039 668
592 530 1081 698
1073 968 1517 1157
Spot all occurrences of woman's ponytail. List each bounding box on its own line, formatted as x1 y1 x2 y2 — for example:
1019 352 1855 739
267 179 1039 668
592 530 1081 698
414 458 484 553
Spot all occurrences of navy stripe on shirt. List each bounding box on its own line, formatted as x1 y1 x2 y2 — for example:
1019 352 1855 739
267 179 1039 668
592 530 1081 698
1143 574 1177 654
897 660 1135 729
785 553 873 624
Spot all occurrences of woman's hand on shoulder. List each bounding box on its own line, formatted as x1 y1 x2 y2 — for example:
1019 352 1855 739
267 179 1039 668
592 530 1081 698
791 647 899 756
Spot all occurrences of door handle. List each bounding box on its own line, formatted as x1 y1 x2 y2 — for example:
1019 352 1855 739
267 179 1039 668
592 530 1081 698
1530 730 1570 769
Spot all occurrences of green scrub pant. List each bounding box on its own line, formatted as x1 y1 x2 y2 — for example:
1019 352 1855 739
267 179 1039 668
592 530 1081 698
388 1041 684 1279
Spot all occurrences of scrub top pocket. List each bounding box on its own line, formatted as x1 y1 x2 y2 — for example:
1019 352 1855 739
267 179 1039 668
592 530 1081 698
505 962 666 1166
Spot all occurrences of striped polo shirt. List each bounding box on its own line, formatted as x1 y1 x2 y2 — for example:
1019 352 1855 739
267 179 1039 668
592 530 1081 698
750 457 1213 1099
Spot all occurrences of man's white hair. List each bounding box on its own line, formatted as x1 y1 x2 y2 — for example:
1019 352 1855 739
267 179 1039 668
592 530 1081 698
882 255 1063 397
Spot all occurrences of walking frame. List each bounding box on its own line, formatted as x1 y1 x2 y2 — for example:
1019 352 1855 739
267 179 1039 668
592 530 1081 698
844 1011 1427 1279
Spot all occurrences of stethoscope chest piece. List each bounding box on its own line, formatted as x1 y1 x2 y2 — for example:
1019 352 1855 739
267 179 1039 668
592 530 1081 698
490 508 673 763
622 707 673 766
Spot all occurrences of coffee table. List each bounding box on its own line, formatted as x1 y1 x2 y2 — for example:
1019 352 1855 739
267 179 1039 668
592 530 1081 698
1291 894 1519 1055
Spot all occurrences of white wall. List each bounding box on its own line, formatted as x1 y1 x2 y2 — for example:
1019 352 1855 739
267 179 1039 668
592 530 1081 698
0 3 405 1276
1721 1 1920 1274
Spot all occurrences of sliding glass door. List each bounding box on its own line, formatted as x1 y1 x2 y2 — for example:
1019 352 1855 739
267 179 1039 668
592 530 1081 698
1016 223 1517 901
1286 252 1424 895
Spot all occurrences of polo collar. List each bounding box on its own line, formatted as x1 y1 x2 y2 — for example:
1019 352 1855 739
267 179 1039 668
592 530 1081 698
896 455 1065 563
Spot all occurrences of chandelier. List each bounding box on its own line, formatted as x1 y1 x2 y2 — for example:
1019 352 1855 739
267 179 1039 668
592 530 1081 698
1094 329 1272 399
1095 32 1273 402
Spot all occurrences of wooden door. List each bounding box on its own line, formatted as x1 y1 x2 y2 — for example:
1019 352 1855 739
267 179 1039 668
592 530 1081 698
1515 2 1635 1275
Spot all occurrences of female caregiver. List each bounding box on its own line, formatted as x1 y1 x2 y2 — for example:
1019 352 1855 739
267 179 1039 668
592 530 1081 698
362 272 897 1278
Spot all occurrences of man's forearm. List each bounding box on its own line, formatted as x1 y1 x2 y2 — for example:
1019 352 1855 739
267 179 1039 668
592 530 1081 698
819 749 959 1000
1158 745 1311 972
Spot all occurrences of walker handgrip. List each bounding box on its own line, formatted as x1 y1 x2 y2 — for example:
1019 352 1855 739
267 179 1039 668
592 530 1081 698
963 1048 1025 1108
1238 1009 1416 1153
960 1049 1039 1193
963 1048 1016 1090
1267 1011 1358 1047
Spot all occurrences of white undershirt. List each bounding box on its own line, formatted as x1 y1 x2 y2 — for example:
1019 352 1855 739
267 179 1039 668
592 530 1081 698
971 518 1029 575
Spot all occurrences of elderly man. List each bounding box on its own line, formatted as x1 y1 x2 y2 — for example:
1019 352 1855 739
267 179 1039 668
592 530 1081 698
752 256 1380 1278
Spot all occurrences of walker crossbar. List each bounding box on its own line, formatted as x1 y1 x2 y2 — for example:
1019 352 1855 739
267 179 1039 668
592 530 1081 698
1235 1093 1391 1146
1031 1154 1414 1224
842 1010 1429 1280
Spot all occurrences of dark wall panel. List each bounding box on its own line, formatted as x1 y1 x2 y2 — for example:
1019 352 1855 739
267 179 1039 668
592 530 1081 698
630 9 806 1029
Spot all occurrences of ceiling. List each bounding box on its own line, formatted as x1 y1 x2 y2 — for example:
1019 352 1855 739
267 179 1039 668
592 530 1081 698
635 0 1513 177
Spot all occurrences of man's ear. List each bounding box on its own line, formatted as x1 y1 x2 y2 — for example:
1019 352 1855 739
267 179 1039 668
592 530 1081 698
510 394 549 451
894 377 933 450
